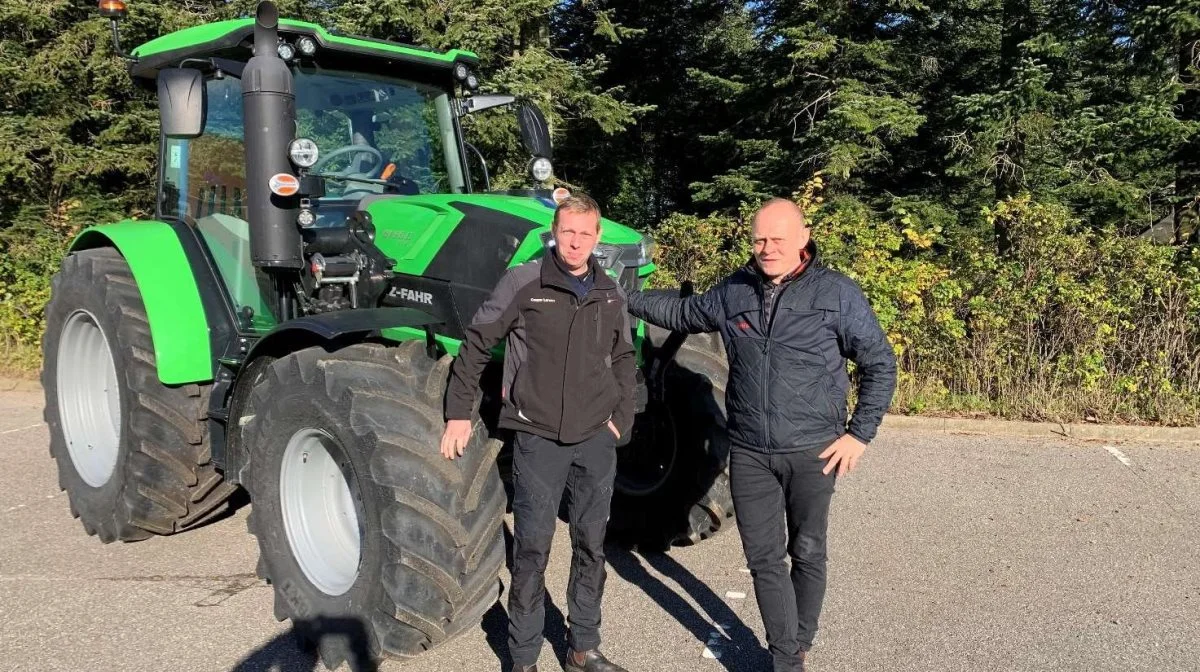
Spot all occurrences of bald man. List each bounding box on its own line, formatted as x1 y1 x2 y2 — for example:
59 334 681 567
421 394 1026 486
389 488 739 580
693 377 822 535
626 198 897 671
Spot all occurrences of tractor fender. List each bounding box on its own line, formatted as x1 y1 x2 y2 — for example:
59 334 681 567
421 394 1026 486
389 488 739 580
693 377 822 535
70 221 215 385
220 307 444 483
244 307 444 365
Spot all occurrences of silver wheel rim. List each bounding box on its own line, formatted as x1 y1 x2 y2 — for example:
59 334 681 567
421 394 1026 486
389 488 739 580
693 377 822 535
280 428 361 596
56 310 121 488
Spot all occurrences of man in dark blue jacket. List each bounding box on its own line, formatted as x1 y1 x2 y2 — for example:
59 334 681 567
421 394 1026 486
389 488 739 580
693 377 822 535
626 198 897 671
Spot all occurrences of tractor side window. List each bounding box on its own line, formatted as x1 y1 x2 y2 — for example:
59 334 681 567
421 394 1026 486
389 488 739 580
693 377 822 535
160 76 275 331
160 76 247 223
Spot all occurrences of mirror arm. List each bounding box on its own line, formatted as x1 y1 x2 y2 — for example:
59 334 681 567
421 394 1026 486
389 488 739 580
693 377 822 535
178 58 246 79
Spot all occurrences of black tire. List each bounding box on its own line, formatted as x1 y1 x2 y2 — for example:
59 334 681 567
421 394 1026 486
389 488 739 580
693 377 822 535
41 247 238 542
242 341 506 669
609 326 734 550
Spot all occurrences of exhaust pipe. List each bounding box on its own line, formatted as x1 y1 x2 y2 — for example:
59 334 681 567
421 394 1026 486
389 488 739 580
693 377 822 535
242 1 302 269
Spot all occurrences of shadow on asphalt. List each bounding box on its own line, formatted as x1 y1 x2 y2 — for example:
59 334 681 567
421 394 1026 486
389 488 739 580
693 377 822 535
229 616 378 672
485 519 768 672
229 511 765 671
606 545 769 672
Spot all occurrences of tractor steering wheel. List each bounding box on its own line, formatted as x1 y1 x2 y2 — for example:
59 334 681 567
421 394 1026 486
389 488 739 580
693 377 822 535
312 144 385 177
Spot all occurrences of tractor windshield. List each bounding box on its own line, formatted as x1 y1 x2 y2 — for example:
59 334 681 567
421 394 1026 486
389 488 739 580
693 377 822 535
293 67 467 198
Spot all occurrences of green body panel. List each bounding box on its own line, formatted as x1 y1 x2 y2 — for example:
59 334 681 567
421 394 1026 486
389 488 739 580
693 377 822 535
365 194 646 276
132 19 477 66
71 221 214 385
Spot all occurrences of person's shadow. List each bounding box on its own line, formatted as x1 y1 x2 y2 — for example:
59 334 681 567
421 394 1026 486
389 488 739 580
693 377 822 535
229 616 378 671
605 545 769 672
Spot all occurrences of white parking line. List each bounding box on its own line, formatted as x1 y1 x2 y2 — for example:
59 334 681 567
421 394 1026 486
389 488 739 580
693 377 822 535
0 423 42 435
1104 445 1134 468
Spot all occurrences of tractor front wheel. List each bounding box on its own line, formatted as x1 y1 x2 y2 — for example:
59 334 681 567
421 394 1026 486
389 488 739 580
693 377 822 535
242 342 506 669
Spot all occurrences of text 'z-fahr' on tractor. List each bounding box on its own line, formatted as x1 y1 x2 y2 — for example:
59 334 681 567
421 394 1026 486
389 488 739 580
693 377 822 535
41 0 733 666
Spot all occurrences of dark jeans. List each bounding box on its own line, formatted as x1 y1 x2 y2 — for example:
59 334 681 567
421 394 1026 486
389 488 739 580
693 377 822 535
508 430 617 667
730 445 836 672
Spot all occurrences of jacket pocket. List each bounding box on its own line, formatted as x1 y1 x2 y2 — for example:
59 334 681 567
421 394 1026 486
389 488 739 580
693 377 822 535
509 362 551 428
509 362 525 409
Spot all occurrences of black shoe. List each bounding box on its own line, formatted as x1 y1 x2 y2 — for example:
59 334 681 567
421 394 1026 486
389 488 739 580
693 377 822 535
564 649 628 672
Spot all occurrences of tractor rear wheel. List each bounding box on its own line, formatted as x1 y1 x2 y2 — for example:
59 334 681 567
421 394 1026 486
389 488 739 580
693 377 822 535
41 247 238 542
610 326 734 550
242 342 505 669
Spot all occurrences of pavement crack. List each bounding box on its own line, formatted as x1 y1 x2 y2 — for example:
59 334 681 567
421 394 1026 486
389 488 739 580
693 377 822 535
97 572 264 607
97 572 258 584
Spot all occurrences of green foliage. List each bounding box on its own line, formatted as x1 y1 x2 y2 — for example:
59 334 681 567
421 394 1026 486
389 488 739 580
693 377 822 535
2 0 1197 425
649 187 1200 425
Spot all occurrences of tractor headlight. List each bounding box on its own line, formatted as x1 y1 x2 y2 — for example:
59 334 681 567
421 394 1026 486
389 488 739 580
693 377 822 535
289 138 320 168
530 157 553 182
454 62 470 82
277 41 296 61
636 236 657 266
297 36 318 56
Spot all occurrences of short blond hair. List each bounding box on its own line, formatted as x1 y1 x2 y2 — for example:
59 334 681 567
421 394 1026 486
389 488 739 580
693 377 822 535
552 193 602 231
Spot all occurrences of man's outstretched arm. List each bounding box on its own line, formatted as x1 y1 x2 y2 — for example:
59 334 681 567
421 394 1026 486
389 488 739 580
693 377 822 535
626 282 727 334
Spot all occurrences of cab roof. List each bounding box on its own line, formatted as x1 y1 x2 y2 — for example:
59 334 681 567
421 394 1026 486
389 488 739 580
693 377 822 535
130 18 479 79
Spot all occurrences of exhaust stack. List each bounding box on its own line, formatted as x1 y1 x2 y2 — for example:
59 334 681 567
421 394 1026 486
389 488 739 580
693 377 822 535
242 1 302 269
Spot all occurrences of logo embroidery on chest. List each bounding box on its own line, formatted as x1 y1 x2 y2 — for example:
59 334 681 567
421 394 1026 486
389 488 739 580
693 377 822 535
530 297 556 303
736 319 751 331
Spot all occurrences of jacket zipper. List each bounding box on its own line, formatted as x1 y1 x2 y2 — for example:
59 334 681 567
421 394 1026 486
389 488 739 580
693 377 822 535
560 292 583 441
760 271 816 452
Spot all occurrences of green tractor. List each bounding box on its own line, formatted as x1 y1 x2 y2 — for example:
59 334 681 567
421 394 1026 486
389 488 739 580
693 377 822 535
41 0 732 665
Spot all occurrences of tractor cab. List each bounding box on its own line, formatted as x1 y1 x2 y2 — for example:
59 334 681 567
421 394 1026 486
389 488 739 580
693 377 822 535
134 20 549 227
108 0 610 336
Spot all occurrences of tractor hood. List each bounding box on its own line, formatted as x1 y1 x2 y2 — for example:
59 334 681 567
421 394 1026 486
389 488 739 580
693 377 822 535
361 193 653 343
361 194 652 282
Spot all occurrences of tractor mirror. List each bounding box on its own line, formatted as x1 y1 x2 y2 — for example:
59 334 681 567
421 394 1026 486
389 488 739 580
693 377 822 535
517 102 552 160
157 68 206 139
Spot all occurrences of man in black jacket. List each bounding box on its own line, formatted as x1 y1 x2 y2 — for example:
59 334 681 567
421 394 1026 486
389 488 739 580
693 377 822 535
627 198 897 672
441 194 634 672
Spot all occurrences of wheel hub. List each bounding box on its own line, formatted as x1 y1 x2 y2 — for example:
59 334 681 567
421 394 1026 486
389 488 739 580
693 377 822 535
280 428 362 596
56 310 121 488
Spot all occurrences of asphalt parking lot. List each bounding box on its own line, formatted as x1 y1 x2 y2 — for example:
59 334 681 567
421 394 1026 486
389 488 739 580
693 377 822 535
1 388 1197 671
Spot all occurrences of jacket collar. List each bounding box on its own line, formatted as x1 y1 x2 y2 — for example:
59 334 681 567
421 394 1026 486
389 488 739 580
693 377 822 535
540 248 617 295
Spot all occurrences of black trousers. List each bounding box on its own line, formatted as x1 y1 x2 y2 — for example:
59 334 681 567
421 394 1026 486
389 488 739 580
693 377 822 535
508 430 617 667
730 445 837 672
